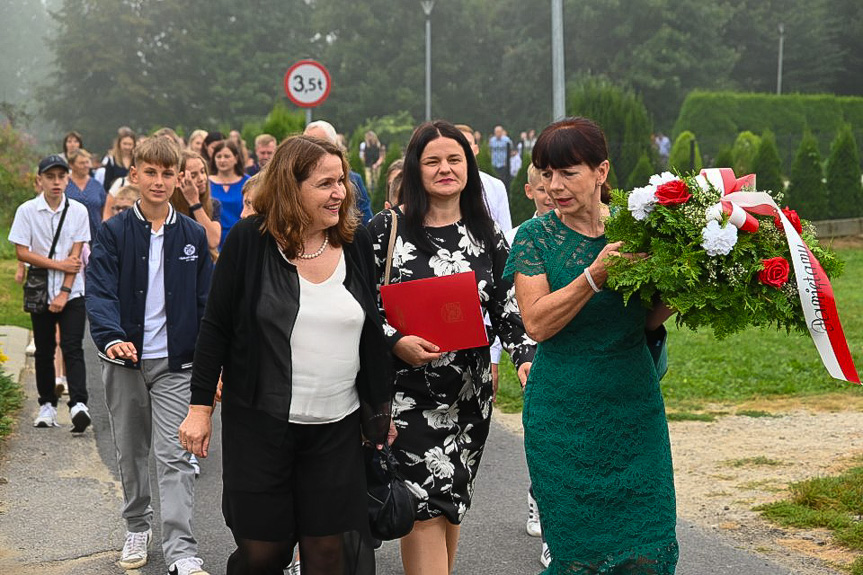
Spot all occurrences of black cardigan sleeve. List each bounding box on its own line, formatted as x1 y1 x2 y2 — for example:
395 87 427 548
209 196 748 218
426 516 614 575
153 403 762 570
189 218 250 406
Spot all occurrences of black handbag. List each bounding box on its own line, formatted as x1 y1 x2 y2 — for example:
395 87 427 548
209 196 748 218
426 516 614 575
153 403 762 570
23 199 70 315
364 443 417 541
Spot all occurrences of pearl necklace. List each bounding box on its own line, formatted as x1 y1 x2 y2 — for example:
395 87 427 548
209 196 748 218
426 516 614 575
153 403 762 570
298 234 329 259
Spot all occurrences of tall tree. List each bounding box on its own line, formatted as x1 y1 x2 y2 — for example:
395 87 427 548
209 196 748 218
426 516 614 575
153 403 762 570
786 131 828 220
825 125 863 218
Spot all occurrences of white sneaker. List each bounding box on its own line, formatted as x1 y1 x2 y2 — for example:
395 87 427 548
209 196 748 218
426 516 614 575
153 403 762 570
33 404 59 428
25 339 35 356
169 556 210 575
526 490 542 537
540 541 551 568
119 529 151 569
70 403 91 433
190 454 201 478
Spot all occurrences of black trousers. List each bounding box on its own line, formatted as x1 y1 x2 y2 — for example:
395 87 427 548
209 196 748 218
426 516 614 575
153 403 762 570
30 296 88 407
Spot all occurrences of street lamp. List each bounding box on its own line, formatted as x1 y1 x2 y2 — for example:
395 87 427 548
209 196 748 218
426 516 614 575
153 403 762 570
777 23 785 95
421 1 435 122
551 0 565 121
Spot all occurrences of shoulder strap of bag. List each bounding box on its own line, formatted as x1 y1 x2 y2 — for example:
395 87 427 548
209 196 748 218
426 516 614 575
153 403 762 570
47 199 70 260
383 209 399 286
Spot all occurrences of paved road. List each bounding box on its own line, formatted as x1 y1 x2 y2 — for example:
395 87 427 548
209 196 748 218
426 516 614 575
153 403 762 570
0 329 799 574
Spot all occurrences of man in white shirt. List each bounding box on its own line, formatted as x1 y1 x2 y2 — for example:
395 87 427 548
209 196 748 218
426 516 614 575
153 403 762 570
8 154 91 431
455 124 512 232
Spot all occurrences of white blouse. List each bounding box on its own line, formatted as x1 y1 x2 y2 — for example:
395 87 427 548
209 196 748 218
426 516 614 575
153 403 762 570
289 251 364 424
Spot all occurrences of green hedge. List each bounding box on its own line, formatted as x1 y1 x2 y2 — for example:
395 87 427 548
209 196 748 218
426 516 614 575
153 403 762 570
673 91 863 168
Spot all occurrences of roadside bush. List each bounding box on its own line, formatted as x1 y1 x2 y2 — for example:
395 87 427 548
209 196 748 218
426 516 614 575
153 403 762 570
476 142 493 174
731 131 761 176
751 130 784 195
626 153 655 189
668 131 703 173
674 91 863 168
567 76 653 187
786 132 828 220
0 123 39 227
241 101 305 146
372 144 403 213
509 153 533 226
826 124 863 218
714 146 734 169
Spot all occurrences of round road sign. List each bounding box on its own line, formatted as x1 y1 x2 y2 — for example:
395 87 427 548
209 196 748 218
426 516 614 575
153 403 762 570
284 60 331 108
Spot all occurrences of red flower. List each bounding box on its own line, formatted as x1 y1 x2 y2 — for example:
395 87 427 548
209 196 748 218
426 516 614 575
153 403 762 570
654 180 692 205
773 206 803 234
758 257 790 288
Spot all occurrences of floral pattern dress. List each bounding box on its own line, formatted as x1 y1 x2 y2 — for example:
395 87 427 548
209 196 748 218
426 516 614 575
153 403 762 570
368 209 535 524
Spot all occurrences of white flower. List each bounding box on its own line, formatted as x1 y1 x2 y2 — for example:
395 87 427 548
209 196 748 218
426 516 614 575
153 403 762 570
429 249 471 276
503 286 520 315
460 449 479 474
430 351 457 368
476 279 490 303
393 237 417 276
457 223 483 257
627 185 657 221
649 172 677 186
382 323 397 337
456 502 468 521
701 220 738 256
424 446 455 479
392 392 416 419
423 403 459 429
405 480 428 500
457 371 475 401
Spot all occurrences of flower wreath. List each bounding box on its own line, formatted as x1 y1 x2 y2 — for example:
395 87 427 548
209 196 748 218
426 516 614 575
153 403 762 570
604 168 858 383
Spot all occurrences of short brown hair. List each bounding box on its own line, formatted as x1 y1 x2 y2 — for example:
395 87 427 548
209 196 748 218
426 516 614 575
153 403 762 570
254 134 276 148
133 137 181 169
254 135 357 258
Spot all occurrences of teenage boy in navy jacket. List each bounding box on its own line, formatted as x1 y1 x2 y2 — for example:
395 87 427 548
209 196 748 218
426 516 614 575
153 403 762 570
86 137 213 575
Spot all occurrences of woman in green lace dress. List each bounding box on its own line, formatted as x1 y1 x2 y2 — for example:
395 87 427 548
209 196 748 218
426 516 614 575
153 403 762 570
504 117 678 574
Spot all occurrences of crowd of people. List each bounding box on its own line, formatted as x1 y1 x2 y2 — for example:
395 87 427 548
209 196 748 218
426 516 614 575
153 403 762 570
8 116 678 575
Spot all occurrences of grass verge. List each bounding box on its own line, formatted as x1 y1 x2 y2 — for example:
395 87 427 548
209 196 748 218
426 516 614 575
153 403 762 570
0 364 24 439
497 247 863 413
0 259 29 329
757 466 863 572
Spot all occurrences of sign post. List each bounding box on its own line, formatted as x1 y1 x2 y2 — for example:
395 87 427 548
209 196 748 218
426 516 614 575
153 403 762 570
284 60 331 126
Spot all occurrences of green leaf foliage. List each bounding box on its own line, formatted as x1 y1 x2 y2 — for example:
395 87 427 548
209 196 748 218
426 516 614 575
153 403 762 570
674 92 863 170
826 124 863 218
731 131 762 176
751 130 784 195
508 153 533 227
605 174 843 339
668 131 703 173
714 146 734 169
626 153 655 189
567 77 653 187
786 132 828 220
242 101 306 146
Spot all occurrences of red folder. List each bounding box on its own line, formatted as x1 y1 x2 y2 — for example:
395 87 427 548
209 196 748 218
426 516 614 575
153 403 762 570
380 271 489 352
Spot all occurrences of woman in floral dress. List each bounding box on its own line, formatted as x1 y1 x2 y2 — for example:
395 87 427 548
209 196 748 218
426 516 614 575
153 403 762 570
368 120 535 575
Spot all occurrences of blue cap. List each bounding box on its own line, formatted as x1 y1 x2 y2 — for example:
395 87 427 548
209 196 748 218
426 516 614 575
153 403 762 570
38 154 70 174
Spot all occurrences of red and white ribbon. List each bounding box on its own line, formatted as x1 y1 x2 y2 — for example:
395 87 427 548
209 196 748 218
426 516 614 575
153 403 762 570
699 168 859 384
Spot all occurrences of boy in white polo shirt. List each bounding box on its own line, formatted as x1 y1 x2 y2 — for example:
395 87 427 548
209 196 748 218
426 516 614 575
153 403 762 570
8 154 92 431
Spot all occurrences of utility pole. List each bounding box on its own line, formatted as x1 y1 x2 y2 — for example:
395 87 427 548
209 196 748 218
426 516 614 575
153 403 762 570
422 1 435 122
551 0 565 121
777 23 785 95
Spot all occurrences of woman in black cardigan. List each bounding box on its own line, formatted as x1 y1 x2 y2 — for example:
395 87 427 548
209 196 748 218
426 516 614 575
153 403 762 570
179 136 394 575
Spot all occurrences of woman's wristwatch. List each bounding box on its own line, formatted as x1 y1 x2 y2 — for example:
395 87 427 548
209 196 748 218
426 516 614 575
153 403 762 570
60 286 72 294
189 203 203 213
